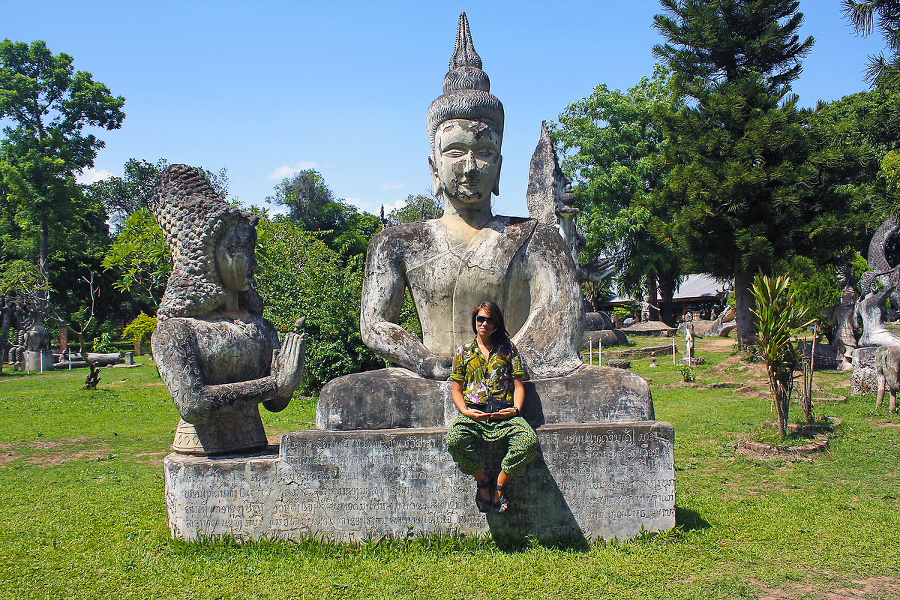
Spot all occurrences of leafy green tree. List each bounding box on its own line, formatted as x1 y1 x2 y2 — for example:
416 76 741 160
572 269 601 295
268 169 380 261
554 65 686 324
0 39 124 278
101 207 171 309
843 0 900 90
651 0 822 348
254 214 384 393
385 193 443 226
87 158 232 231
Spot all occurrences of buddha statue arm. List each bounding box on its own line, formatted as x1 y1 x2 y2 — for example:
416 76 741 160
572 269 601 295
152 319 301 424
511 226 585 379
360 233 452 379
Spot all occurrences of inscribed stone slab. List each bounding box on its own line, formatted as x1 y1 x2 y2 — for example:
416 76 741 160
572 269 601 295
165 421 674 543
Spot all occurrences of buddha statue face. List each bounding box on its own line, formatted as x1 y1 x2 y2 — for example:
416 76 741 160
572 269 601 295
429 118 502 205
215 221 258 293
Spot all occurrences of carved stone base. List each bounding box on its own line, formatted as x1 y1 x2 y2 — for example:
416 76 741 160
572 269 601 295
164 421 675 544
172 404 267 455
25 350 54 373
851 347 879 395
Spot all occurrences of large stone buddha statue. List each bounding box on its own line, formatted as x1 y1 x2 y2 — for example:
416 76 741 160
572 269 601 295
317 13 652 429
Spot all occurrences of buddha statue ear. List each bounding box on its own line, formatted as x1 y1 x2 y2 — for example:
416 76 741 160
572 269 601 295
428 154 443 198
492 155 502 197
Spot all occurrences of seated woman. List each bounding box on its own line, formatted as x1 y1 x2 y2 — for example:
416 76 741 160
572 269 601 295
446 301 537 513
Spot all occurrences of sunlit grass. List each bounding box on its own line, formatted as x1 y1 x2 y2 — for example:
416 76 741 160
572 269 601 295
1 341 898 599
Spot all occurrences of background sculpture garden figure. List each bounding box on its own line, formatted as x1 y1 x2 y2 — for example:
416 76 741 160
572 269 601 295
855 269 900 349
150 165 305 455
833 261 859 370
318 12 654 430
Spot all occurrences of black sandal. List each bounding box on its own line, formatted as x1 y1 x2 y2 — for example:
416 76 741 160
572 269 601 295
493 484 509 513
475 475 493 513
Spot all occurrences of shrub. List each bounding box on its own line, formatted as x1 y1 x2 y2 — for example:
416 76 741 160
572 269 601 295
91 332 116 354
123 312 157 348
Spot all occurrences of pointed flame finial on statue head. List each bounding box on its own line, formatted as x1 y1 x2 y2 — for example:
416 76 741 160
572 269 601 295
450 12 482 70
428 12 504 150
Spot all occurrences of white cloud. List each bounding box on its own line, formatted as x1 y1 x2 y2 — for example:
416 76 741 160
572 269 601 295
267 161 319 180
381 197 408 214
76 168 113 185
381 182 405 190
344 197 364 210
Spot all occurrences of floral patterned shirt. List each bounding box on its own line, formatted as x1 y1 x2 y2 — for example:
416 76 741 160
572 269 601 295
450 338 524 406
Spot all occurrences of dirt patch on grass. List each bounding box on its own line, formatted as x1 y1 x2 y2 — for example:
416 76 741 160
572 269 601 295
753 576 900 599
28 442 111 466
876 420 900 428
0 436 115 467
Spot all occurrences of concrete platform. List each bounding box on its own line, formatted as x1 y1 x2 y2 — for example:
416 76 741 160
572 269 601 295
164 421 675 544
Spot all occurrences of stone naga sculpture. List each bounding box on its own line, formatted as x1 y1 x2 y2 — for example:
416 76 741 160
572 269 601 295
150 165 305 455
317 13 653 430
867 215 900 312
855 270 900 349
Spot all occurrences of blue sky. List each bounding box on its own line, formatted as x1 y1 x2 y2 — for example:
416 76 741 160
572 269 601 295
2 1 887 219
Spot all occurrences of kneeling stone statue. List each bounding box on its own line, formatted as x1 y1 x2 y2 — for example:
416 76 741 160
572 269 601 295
151 165 305 455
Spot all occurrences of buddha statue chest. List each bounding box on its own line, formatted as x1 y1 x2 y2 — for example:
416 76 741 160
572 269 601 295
401 218 534 354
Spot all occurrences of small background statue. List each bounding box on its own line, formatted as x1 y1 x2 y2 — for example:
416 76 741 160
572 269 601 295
150 165 306 455
833 261 859 370
855 269 900 349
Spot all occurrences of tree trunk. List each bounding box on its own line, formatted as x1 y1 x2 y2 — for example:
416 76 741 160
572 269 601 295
647 275 659 321
659 272 678 326
734 264 757 350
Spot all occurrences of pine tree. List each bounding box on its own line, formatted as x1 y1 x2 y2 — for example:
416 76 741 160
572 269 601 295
652 0 816 348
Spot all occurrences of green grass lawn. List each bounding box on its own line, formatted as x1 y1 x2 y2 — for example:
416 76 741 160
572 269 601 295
1 341 898 600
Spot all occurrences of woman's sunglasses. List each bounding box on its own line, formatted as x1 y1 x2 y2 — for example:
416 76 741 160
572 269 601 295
475 315 495 325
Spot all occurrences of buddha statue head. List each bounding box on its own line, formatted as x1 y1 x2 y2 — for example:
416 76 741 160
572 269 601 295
151 164 264 319
427 13 504 206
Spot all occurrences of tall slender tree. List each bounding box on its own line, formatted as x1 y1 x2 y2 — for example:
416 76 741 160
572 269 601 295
0 39 125 281
652 0 816 348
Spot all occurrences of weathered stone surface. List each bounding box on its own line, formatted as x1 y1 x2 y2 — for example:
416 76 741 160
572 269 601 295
797 340 838 370
608 344 675 360
25 349 53 372
856 271 900 349
851 346 879 395
317 365 654 430
874 345 900 412
585 312 614 331
621 321 676 336
164 422 675 543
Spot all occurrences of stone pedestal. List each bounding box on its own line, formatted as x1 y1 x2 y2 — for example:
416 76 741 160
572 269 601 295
25 350 54 373
164 421 675 544
851 347 879 395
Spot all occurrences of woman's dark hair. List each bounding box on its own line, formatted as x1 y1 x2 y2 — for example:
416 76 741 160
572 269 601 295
471 301 511 347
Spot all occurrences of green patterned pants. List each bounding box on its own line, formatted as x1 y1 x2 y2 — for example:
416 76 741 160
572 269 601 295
446 414 537 477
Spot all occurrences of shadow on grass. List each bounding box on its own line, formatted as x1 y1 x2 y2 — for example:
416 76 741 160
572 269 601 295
675 504 710 532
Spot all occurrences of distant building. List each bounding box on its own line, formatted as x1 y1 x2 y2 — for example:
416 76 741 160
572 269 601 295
596 274 730 320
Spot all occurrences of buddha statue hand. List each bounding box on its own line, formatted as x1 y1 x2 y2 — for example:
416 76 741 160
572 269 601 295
265 330 306 412
420 353 453 380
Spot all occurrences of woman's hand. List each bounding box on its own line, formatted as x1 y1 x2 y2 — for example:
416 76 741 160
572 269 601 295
464 408 492 421
490 407 519 420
